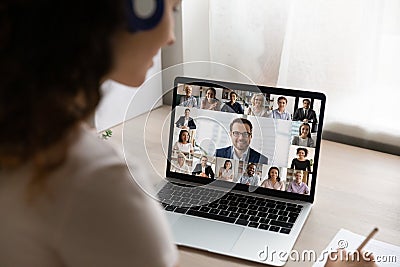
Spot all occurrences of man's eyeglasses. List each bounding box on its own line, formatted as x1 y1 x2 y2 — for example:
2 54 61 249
232 131 252 138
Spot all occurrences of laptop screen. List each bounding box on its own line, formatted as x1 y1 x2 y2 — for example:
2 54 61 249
166 77 326 203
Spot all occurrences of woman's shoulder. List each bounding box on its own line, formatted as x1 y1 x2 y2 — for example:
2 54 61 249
54 126 179 265
57 124 163 199
67 125 124 169
56 125 134 189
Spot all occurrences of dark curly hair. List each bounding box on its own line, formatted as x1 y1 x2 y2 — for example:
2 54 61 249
0 0 126 193
296 147 308 157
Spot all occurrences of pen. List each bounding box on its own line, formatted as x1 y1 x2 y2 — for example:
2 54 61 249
356 227 379 252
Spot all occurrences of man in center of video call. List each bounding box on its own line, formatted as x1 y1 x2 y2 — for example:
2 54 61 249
215 118 269 164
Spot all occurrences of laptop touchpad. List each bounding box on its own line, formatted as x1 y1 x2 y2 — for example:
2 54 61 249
172 216 244 252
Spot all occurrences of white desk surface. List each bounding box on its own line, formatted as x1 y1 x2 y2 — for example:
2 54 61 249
109 106 400 267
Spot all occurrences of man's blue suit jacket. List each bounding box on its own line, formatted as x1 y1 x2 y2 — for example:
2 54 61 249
215 146 268 165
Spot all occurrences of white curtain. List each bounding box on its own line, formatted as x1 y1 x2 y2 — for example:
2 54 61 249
208 0 400 145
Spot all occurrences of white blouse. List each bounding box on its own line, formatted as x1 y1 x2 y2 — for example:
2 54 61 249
173 142 193 153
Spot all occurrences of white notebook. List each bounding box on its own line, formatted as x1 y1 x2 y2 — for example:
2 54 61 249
313 229 400 267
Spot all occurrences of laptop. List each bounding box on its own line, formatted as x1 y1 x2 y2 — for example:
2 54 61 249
156 76 326 266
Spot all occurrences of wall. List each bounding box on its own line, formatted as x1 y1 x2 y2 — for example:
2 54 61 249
95 52 162 132
161 0 400 155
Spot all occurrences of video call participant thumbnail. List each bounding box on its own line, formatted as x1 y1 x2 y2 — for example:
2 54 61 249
215 118 268 164
171 152 191 175
246 93 270 117
175 108 196 130
272 96 291 120
293 99 317 124
200 87 221 111
179 85 198 108
192 156 215 179
260 166 285 191
239 163 260 186
290 147 311 172
287 170 310 194
293 98 318 132
173 129 194 155
291 123 315 148
221 91 244 114
218 159 234 182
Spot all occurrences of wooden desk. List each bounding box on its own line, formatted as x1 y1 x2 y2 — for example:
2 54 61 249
110 106 400 267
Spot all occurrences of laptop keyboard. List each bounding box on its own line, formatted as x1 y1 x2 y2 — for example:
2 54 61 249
158 183 303 235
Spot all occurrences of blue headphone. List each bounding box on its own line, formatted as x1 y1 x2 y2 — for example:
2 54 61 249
126 0 164 32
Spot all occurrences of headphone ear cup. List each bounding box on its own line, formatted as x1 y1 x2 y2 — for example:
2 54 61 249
126 0 164 32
